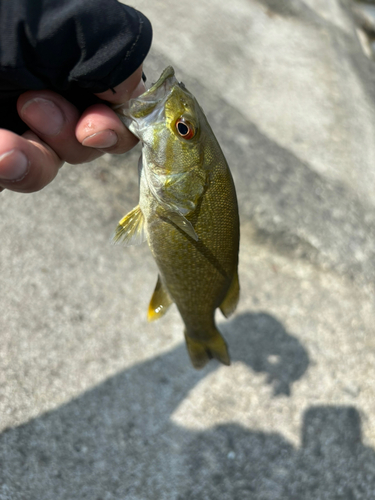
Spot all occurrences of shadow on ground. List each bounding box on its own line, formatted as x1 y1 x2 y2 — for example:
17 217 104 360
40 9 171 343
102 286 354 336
184 406 374 500
0 312 373 499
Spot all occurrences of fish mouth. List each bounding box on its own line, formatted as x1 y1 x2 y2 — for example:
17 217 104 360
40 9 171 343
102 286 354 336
114 66 178 123
140 66 177 101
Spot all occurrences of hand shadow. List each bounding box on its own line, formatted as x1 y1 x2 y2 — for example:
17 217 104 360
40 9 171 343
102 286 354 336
222 312 309 396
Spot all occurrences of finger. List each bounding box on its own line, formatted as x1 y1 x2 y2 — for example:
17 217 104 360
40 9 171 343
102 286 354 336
0 129 63 193
17 91 102 165
76 104 139 154
76 65 145 154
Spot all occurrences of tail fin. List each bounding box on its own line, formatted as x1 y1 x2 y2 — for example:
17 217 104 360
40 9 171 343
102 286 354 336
184 328 231 369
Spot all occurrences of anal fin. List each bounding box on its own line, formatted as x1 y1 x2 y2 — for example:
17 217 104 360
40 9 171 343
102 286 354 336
148 275 173 322
112 205 146 246
220 270 240 318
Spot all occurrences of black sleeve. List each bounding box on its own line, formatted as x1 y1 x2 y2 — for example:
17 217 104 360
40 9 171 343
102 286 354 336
0 0 152 133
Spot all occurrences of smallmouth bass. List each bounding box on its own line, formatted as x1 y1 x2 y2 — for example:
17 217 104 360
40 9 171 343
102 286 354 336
114 67 240 369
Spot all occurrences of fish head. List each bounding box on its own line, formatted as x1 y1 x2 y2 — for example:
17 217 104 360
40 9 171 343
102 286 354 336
115 66 206 173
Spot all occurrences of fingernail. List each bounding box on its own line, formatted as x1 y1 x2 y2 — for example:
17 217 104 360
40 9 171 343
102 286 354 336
0 149 29 181
20 98 64 136
81 130 118 148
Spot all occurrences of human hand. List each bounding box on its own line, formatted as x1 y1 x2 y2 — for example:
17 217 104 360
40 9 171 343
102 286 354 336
0 66 145 194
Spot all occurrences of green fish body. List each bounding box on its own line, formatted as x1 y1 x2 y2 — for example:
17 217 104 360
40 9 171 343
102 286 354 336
114 67 240 369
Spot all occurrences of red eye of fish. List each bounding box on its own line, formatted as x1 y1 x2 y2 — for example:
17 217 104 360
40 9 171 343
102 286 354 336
176 118 195 139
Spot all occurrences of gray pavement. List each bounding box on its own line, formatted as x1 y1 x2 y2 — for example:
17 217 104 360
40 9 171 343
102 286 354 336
1 0 375 498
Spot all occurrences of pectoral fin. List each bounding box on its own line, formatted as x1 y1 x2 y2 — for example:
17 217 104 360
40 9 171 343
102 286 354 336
148 275 173 321
112 205 146 246
164 211 198 241
219 271 240 318
161 170 206 214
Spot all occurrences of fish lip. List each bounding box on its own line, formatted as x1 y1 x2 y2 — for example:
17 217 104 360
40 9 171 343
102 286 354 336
113 66 178 121
139 66 176 100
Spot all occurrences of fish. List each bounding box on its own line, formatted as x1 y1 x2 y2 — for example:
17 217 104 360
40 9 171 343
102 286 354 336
113 66 240 369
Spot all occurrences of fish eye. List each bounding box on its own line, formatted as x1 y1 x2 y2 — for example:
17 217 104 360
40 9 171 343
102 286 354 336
176 118 195 140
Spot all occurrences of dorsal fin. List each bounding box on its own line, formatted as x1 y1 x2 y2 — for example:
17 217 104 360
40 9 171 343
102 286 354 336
219 271 240 318
112 205 146 246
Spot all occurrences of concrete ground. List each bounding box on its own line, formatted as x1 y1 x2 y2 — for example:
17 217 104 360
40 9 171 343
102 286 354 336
1 0 375 498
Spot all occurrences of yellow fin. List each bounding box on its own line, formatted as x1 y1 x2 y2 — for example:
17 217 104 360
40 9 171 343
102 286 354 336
112 205 146 246
147 275 173 322
220 271 240 318
184 329 231 369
